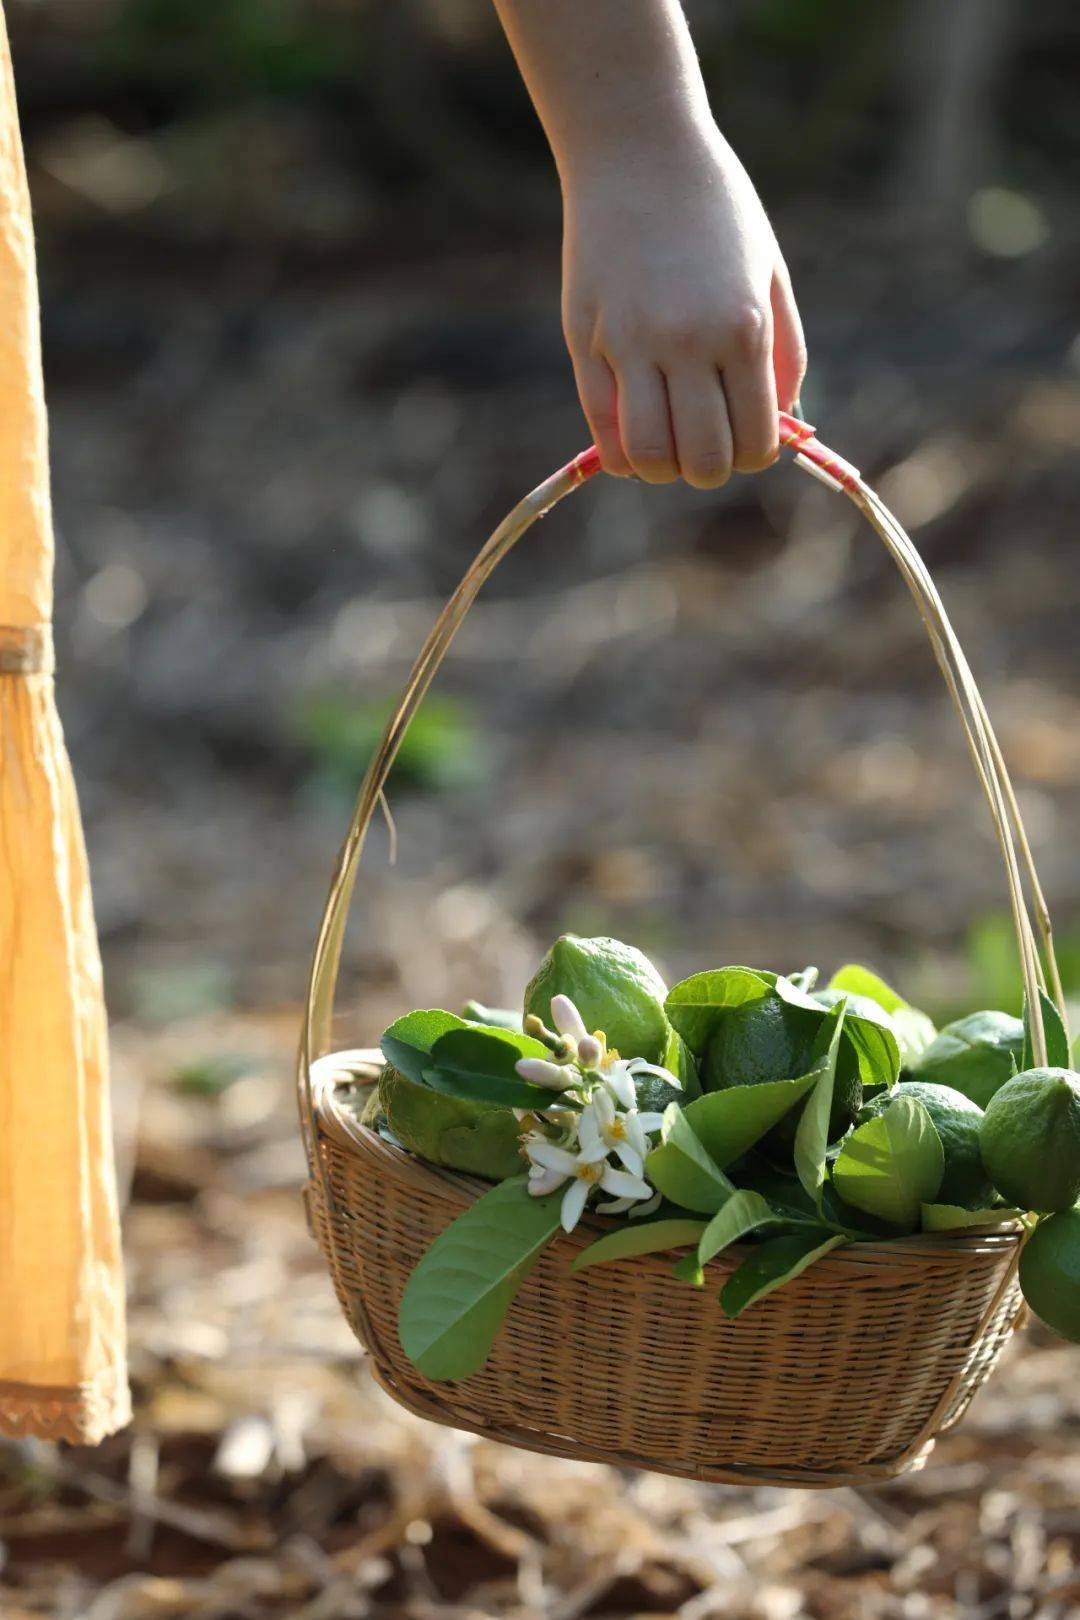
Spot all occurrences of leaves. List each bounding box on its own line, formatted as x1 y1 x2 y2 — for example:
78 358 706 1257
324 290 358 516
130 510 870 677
720 1232 845 1319
398 1177 563 1379
382 1009 471 1085
645 1105 735 1214
828 964 937 1066
779 976 901 1090
698 1189 780 1264
681 1070 819 1168
831 1094 944 1230
424 1028 570 1112
1022 988 1071 1071
921 1202 1023 1232
663 967 774 1056
570 1218 707 1274
793 1000 848 1211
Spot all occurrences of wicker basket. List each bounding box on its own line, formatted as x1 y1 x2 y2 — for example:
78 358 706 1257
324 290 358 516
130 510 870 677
298 417 1059 1488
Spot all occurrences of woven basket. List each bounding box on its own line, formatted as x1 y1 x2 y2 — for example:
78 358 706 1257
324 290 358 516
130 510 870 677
298 416 1060 1488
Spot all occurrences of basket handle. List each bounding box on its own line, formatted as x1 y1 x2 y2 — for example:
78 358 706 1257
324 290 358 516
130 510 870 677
296 414 1065 1182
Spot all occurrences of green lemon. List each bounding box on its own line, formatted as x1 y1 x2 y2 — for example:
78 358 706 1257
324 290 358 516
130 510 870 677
704 994 862 1150
913 1010 1024 1107
523 934 670 1063
378 1064 524 1181
1019 1209 1080 1342
861 1081 992 1208
980 1068 1080 1212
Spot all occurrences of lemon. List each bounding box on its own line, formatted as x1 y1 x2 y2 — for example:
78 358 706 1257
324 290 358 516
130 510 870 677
980 1068 1080 1212
862 1080 992 1208
378 1064 524 1181
913 1010 1024 1107
523 934 670 1063
704 994 862 1148
1019 1209 1080 1343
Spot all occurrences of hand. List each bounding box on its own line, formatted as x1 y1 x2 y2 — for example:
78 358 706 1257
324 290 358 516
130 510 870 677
561 124 806 488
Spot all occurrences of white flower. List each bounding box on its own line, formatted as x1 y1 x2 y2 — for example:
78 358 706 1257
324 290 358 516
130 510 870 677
515 1056 576 1090
600 1055 682 1111
577 1088 662 1178
550 993 589 1048
597 1190 663 1219
522 1133 653 1233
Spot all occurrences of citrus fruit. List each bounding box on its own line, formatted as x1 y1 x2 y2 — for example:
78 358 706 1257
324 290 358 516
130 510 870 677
523 934 670 1063
862 1080 992 1208
378 1064 524 1181
703 994 862 1147
912 1010 1024 1107
980 1067 1080 1212
1019 1209 1080 1343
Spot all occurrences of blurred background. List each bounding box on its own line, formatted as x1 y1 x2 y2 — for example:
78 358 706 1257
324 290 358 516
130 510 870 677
3 1 1080 1615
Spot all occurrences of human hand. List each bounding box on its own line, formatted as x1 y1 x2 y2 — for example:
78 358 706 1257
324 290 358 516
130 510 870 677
561 124 806 488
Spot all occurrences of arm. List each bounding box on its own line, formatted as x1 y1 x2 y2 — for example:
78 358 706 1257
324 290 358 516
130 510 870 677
491 0 806 487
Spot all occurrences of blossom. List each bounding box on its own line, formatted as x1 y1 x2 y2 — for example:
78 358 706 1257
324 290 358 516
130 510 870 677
577 1087 664 1179
515 1056 577 1091
600 1055 682 1111
522 1132 653 1233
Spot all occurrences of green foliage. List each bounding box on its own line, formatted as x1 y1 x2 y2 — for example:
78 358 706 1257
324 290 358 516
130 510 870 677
424 1028 574 1112
381 1009 472 1086
169 1052 251 1097
645 1105 735 1214
399 1178 563 1380
295 694 485 801
828 963 937 1066
698 1190 780 1264
664 967 774 1055
1021 989 1071 1072
681 1070 820 1169
570 1219 708 1274
831 1094 944 1230
920 1202 1022 1232
793 1001 848 1213
720 1232 845 1319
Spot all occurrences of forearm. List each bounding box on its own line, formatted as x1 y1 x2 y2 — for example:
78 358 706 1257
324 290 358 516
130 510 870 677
490 0 713 181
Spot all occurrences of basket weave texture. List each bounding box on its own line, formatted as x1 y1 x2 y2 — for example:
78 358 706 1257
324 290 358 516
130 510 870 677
307 1072 1023 1489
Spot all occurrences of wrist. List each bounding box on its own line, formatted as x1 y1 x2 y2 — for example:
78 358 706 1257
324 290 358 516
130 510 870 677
558 106 727 200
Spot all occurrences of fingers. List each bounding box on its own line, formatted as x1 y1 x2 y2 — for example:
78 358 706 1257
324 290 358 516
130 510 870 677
665 363 734 490
612 357 679 483
719 303 780 473
770 260 808 412
571 350 631 477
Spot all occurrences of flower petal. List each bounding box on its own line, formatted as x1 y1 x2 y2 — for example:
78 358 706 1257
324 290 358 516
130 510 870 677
551 994 589 1045
595 1195 635 1215
516 1056 575 1090
526 1141 579 1176
599 1165 652 1200
624 1114 647 1156
613 1139 644 1178
577 1104 603 1159
577 1033 603 1069
635 1112 666 1135
602 1064 636 1110
627 1059 682 1090
628 1192 663 1219
561 1177 590 1233
527 1166 566 1196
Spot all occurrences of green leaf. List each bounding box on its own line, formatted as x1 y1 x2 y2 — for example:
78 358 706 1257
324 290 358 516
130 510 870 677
720 1231 845 1319
570 1218 707 1274
828 963 908 1015
780 976 901 1090
698 1189 780 1264
831 1094 944 1230
921 1202 1023 1232
399 1177 562 1379
672 1253 705 1287
828 965 937 1066
793 1000 848 1211
663 967 774 1056
1022 988 1071 1071
424 1028 569 1112
382 1009 471 1085
645 1105 736 1214
681 1070 819 1168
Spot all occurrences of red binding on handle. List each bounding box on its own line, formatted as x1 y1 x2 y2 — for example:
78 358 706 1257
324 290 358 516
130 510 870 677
561 412 860 494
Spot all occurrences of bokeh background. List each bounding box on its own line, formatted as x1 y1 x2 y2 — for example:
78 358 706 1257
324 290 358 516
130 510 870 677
4 1 1080 1615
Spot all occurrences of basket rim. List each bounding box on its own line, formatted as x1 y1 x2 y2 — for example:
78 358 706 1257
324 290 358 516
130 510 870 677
308 1056 1025 1266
